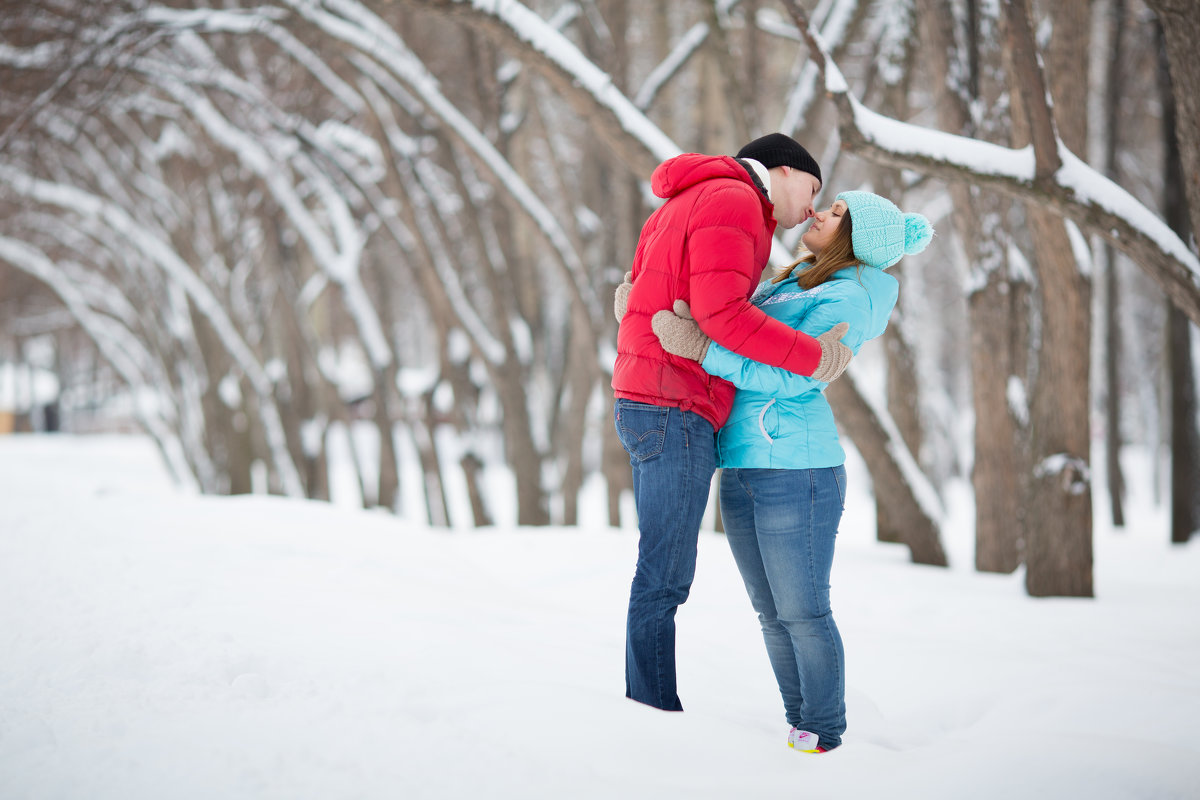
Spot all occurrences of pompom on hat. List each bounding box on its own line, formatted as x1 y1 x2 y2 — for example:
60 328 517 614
736 133 822 186
836 190 933 269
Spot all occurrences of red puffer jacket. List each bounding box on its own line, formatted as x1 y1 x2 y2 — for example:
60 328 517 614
612 154 822 430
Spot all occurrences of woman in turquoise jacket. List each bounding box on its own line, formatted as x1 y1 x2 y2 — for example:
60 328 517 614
652 190 932 753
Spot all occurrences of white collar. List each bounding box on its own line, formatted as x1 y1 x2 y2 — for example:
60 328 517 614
741 158 772 202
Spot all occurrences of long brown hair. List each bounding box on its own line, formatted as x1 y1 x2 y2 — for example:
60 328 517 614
772 207 859 290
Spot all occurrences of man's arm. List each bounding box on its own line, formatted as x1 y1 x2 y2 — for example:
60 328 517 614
684 186 824 376
702 292 870 394
652 299 855 388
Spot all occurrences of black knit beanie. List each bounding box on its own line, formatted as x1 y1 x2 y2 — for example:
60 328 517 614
735 133 822 185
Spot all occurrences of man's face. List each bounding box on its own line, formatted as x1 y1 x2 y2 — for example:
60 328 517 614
771 166 821 229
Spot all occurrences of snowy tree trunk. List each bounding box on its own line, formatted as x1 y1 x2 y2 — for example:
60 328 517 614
1156 26 1200 545
874 18 922 547
415 393 451 527
371 366 401 512
456 452 490 527
1102 0 1128 529
827 374 948 567
1145 0 1200 252
557 327 594 527
877 320 920 546
970 268 1031 574
604 398 633 528
916 0 1028 572
1166 304 1199 544
1010 0 1094 597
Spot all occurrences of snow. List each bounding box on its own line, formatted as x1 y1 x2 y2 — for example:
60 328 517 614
0 361 58 410
1007 375 1030 428
0 40 65 69
1 434 1197 799
317 343 374 402
1055 146 1200 278
839 73 1199 284
852 96 1037 179
1035 453 1092 496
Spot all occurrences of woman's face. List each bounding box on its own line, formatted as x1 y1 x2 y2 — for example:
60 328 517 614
800 200 848 255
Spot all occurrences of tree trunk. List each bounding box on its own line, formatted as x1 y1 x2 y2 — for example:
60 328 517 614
1144 0 1200 251
704 0 750 147
413 395 451 527
876 318 918 545
1167 304 1200 544
1012 0 1094 597
826 374 948 567
874 21 921 547
917 0 1027 571
1103 0 1128 528
1023 212 1094 597
604 396 632 527
371 366 401 512
499 375 550 527
557 325 593 526
970 269 1029 573
460 452 494 527
1157 21 1200 544
1102 243 1126 527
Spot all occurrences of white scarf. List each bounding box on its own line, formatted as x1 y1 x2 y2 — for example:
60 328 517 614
740 157 773 203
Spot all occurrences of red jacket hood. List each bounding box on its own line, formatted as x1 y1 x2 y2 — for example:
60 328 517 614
613 152 799 430
651 154 774 219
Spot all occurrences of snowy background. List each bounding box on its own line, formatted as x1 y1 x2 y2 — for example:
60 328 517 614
2 433 1197 799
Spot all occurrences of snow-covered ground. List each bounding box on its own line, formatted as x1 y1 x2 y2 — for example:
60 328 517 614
1 434 1198 799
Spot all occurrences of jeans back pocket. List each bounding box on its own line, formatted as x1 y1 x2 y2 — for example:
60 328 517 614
614 400 669 462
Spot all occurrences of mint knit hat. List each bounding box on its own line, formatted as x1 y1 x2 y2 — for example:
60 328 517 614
836 190 934 269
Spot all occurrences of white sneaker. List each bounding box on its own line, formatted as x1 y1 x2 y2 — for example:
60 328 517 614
787 728 826 753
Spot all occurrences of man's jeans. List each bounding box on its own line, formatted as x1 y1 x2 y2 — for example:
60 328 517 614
614 399 717 711
719 466 847 747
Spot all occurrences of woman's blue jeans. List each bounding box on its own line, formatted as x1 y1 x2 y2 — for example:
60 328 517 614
614 399 717 711
720 466 847 747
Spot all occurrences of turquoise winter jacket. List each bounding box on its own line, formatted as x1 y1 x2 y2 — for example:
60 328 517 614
700 264 899 469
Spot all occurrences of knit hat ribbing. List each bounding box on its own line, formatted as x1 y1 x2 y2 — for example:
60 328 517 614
736 133 822 186
836 190 933 269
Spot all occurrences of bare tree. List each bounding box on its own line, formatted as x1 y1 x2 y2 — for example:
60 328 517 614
2 0 1195 564
1154 15 1200 544
915 0 1029 573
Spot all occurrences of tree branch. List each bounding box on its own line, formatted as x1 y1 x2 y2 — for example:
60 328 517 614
778 0 1200 325
401 0 680 177
1004 0 1062 180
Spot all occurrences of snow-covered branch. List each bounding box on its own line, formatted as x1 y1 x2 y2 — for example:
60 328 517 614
826 371 948 566
288 1 604 335
780 0 1200 326
634 22 707 111
0 234 202 490
0 164 305 496
403 0 680 176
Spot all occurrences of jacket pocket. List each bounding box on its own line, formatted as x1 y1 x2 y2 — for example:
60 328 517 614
756 399 777 443
615 400 669 462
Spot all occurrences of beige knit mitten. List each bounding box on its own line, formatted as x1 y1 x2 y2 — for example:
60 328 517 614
810 323 852 383
651 300 711 362
613 272 634 323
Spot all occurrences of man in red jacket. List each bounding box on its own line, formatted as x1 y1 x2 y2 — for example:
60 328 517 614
611 133 852 711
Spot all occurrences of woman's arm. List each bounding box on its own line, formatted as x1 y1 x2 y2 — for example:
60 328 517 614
701 286 872 395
